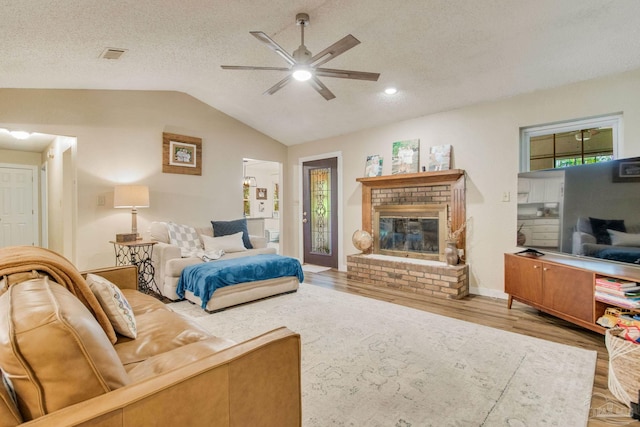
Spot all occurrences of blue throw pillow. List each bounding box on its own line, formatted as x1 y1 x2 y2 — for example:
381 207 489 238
211 218 253 249
589 217 626 245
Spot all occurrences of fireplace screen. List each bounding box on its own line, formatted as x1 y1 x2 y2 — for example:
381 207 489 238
379 216 439 255
373 204 447 260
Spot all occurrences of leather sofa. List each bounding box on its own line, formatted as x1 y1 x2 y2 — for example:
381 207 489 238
0 257 301 426
149 221 277 299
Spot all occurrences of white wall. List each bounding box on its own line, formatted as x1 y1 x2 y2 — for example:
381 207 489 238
286 68 640 297
0 89 287 270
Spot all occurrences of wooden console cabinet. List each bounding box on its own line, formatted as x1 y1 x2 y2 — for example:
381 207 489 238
505 252 640 334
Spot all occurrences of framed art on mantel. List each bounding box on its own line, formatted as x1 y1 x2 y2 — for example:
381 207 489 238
162 132 202 175
391 139 419 174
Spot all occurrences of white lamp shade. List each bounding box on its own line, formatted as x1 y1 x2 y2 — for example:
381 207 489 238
114 185 150 208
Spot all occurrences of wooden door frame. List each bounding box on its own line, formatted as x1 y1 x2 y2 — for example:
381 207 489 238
0 163 40 247
298 152 344 271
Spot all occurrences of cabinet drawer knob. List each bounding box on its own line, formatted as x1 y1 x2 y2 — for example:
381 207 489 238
543 268 549 271
533 265 539 269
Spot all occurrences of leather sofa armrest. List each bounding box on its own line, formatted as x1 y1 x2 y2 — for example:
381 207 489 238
81 266 138 290
21 327 302 427
249 235 268 249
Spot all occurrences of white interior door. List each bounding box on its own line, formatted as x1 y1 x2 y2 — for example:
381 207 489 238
0 166 36 247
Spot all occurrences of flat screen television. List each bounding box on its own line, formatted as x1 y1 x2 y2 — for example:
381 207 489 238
517 156 640 266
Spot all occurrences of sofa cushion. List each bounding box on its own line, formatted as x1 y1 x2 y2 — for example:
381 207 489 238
167 222 203 256
589 217 626 245
114 309 211 368
127 336 236 382
202 232 247 253
87 274 137 339
212 218 253 249
149 221 170 244
122 289 170 315
0 278 130 421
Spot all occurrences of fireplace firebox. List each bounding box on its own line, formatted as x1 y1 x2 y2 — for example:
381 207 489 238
373 204 447 261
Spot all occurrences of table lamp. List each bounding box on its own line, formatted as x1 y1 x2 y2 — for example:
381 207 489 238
114 185 149 240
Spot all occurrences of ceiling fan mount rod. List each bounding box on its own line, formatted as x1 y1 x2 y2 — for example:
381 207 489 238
296 13 310 27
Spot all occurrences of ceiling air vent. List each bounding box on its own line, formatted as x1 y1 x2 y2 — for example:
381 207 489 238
100 48 127 60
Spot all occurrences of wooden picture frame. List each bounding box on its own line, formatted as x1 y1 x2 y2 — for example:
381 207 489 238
162 132 202 175
612 160 640 182
256 187 267 200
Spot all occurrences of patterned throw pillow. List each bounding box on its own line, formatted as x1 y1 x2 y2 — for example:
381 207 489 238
166 222 203 256
86 274 137 339
211 218 253 249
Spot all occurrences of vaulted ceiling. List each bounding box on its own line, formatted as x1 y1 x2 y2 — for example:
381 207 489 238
2 0 640 146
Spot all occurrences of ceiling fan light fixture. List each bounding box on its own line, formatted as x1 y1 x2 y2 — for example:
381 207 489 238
292 67 312 81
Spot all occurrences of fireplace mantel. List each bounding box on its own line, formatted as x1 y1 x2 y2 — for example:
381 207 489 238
356 169 464 188
357 169 466 254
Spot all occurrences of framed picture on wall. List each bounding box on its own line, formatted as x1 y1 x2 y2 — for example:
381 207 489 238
256 188 267 199
613 160 640 182
162 132 202 175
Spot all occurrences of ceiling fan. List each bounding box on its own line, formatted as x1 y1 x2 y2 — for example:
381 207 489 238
220 13 380 100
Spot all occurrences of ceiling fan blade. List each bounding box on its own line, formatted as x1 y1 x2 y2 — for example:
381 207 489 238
315 68 380 81
310 34 360 67
221 65 290 71
250 31 296 65
308 76 336 101
264 75 293 95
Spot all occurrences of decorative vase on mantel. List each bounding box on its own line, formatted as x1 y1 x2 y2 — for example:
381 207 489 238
444 240 459 266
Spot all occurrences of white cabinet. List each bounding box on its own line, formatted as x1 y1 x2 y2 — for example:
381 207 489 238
527 179 546 203
518 177 563 204
518 218 560 248
543 178 563 203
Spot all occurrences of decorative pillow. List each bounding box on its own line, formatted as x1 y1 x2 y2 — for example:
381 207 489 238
589 217 626 245
607 229 640 247
86 274 137 339
201 232 247 253
211 218 253 249
167 222 203 256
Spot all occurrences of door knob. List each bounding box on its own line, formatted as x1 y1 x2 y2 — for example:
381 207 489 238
302 218 308 223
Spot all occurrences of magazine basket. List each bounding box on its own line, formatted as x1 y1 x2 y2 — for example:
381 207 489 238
605 327 640 407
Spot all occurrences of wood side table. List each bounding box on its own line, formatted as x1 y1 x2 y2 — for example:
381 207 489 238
110 240 159 295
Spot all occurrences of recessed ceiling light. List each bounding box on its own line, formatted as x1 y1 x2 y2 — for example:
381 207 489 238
384 87 398 95
9 131 30 140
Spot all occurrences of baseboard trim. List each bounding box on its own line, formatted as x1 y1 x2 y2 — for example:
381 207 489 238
470 286 508 300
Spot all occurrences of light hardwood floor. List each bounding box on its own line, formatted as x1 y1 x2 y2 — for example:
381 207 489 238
304 269 637 427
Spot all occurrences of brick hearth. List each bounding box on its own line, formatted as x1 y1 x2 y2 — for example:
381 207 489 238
347 254 469 299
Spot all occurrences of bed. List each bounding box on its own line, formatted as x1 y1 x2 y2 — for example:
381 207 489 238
176 254 304 312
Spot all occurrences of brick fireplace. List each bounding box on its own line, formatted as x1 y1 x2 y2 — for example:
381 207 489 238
347 170 468 299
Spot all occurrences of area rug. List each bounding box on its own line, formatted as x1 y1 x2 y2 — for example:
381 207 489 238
168 284 597 426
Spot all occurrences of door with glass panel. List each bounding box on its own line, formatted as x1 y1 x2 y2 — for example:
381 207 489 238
302 158 338 268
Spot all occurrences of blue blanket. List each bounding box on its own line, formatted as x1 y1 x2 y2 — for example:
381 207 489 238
177 254 304 308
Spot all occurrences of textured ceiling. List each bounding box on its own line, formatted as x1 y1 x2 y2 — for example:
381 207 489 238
2 0 640 146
